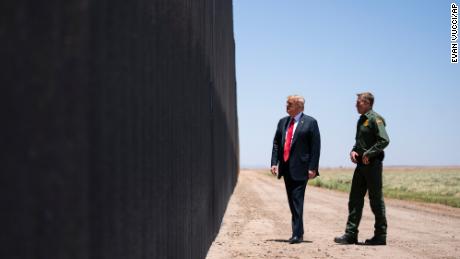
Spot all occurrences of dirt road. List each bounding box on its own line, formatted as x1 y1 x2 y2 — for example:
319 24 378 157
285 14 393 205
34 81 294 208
206 170 460 259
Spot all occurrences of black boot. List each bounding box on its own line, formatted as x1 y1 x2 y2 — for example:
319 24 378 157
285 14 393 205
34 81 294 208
334 234 358 244
364 236 386 246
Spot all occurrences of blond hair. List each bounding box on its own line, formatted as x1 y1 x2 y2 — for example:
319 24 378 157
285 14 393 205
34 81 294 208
287 95 305 110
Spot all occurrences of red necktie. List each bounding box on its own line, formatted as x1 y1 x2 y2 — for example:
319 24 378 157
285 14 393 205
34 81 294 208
283 118 295 162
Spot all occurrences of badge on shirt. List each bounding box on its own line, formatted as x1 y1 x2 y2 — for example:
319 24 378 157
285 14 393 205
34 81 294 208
363 119 369 127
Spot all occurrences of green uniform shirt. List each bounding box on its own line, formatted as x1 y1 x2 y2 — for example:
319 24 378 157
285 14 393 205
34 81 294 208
352 109 390 159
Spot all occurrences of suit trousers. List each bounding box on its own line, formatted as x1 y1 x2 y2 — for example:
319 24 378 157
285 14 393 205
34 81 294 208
283 165 307 237
345 160 387 237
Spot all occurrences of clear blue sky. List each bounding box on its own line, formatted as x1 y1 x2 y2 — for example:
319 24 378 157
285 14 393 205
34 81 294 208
234 0 460 168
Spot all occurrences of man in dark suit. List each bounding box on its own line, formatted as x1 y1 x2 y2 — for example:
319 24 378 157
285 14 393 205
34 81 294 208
271 95 321 244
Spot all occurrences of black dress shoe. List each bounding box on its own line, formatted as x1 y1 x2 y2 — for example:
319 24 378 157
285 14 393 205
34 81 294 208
364 236 386 246
289 236 303 244
334 234 358 244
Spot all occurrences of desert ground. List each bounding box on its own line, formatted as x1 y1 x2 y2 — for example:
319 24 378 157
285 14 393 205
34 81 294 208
206 170 460 259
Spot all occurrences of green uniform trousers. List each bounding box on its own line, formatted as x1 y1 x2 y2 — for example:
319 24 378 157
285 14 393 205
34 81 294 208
345 160 387 237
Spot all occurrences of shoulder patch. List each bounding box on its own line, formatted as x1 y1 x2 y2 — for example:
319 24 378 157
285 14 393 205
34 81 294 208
376 118 384 125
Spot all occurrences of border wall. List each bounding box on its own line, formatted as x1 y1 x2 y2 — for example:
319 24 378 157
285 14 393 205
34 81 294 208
0 1 238 258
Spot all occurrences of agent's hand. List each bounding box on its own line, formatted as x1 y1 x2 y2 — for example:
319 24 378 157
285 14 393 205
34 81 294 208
271 165 278 176
350 151 359 164
362 155 370 165
308 170 317 179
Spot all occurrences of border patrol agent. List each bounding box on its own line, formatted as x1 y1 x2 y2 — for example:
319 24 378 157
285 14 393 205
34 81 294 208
334 92 390 246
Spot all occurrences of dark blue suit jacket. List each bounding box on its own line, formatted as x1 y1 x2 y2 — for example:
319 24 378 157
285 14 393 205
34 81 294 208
271 113 321 181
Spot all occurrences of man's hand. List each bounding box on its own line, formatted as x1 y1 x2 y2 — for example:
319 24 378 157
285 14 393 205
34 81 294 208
271 165 278 176
350 151 359 164
308 170 317 179
362 155 370 165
